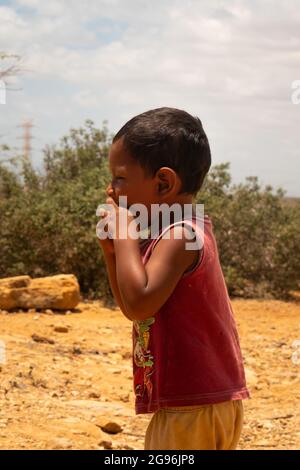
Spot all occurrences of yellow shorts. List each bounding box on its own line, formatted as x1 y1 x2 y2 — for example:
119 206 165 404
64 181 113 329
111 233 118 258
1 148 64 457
144 400 244 450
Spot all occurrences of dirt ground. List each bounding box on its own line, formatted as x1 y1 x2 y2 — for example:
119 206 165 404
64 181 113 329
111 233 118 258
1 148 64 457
0 298 299 450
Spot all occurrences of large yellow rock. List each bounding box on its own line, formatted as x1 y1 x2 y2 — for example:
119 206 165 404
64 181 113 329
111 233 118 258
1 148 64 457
0 274 81 311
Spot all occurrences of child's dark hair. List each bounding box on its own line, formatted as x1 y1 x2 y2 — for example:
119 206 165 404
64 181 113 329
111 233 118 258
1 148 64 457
113 107 211 195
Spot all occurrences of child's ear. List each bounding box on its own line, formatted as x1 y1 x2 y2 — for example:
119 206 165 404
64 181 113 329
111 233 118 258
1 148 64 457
157 172 170 194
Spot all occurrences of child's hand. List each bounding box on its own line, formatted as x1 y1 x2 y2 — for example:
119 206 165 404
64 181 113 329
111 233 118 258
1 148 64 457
98 236 115 256
103 197 136 240
96 198 136 253
96 204 115 255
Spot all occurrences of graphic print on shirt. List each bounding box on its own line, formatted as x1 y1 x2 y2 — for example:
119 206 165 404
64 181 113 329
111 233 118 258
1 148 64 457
133 317 155 400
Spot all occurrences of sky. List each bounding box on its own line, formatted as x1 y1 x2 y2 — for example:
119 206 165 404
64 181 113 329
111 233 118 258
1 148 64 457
0 0 299 196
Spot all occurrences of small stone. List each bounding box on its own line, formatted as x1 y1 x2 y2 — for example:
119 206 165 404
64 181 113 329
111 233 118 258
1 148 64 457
52 438 73 450
99 440 113 449
88 392 100 399
100 422 123 435
31 334 55 345
122 351 132 360
45 309 53 315
255 384 263 391
72 346 82 355
33 315 40 320
54 326 69 333
28 309 36 313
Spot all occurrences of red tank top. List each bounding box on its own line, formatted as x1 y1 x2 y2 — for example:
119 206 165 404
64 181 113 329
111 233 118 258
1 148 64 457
132 215 250 414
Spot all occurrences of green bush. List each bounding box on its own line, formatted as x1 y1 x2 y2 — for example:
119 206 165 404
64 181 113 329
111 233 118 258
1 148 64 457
0 120 112 300
199 164 300 298
1 122 299 301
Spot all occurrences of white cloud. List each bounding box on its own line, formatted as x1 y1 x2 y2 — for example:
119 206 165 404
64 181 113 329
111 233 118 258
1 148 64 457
0 0 300 195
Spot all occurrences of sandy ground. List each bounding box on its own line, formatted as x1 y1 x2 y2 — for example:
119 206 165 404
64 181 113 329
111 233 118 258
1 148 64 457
0 298 299 450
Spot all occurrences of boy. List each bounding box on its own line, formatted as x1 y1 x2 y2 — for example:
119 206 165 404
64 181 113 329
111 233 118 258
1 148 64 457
97 107 249 450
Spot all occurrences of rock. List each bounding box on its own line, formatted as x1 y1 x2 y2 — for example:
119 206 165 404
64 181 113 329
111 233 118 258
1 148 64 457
72 346 82 355
100 422 123 435
45 309 53 315
254 384 263 391
88 392 101 399
0 276 31 310
0 274 80 311
31 334 55 345
0 276 31 289
54 326 69 333
99 440 113 449
122 351 132 360
51 437 73 450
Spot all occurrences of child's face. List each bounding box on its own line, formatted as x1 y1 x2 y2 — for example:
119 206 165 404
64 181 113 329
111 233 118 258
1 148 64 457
106 137 158 214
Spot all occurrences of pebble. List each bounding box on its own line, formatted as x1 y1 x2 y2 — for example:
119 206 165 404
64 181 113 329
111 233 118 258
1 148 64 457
88 392 101 399
31 334 55 345
100 422 123 435
51 438 73 450
72 346 82 355
99 440 113 449
54 326 69 333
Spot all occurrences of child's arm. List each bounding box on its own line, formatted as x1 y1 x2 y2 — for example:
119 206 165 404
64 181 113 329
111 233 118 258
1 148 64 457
99 239 133 321
114 225 199 322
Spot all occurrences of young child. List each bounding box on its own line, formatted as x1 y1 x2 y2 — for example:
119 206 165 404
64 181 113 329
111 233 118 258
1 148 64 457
97 107 249 450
